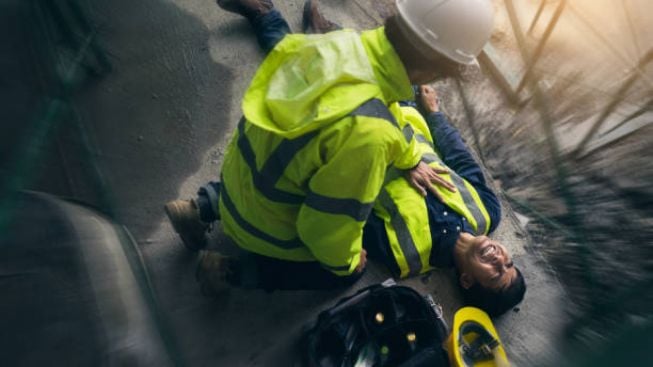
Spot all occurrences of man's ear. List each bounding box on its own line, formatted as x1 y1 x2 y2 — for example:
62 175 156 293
459 272 474 289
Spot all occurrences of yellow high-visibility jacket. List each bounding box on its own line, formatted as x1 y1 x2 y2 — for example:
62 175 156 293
374 107 492 278
219 28 422 275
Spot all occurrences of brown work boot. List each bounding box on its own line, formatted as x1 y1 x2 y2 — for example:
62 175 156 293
164 199 209 251
302 0 341 34
196 250 236 297
216 0 274 20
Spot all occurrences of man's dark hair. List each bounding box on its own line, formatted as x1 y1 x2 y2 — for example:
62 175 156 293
460 267 526 317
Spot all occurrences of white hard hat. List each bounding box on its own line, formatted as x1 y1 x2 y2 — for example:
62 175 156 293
396 0 494 65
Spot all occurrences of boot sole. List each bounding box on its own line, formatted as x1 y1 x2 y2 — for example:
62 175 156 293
164 202 206 251
196 251 230 297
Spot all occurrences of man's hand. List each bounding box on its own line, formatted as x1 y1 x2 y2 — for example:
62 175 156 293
406 161 456 201
355 249 367 273
416 85 440 114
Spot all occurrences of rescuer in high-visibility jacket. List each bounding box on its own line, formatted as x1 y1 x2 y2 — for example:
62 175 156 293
363 85 525 316
165 0 498 293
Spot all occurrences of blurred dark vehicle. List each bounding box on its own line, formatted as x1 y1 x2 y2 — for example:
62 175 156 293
0 191 174 366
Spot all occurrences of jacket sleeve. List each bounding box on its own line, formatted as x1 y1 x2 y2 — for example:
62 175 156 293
425 112 501 233
296 117 414 275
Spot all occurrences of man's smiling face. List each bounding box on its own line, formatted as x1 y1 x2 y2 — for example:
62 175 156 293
455 233 517 290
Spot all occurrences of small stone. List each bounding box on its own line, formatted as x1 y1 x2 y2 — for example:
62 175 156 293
514 211 531 228
137 135 144 141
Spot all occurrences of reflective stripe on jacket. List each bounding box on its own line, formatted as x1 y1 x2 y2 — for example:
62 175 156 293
373 107 492 278
219 28 421 275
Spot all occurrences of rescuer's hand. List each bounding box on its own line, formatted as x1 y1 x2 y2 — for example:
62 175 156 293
406 161 456 200
417 85 440 114
355 249 367 273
